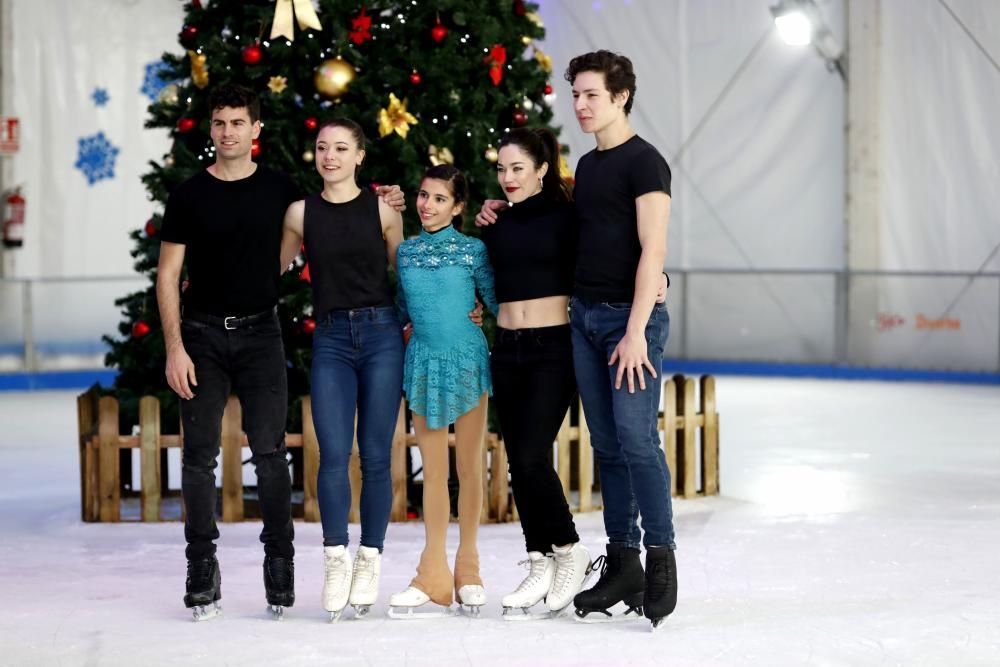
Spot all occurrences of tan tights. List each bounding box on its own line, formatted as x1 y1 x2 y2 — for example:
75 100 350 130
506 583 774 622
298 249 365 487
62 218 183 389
409 393 487 606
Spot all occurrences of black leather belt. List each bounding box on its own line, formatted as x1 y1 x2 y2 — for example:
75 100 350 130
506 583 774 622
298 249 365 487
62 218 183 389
183 307 276 331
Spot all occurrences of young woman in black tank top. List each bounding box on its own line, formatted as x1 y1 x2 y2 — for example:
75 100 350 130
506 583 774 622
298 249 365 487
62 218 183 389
279 119 404 621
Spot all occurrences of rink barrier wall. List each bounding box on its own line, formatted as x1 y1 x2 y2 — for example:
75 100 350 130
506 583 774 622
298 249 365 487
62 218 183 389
75 374 719 523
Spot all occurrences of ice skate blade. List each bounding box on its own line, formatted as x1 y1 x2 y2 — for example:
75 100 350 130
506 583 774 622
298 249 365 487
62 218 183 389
573 604 644 624
502 606 563 621
387 605 456 620
352 604 372 619
649 617 668 631
459 604 485 618
191 601 222 622
267 604 286 620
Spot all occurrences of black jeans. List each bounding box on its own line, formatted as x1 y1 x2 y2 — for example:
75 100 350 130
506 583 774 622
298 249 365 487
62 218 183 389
180 310 294 560
491 324 580 554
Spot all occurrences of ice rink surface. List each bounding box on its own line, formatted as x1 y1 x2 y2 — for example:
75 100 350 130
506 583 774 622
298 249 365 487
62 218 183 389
1 377 998 666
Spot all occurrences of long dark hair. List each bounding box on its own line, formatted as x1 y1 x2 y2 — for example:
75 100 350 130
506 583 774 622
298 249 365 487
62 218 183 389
498 128 572 202
422 164 468 229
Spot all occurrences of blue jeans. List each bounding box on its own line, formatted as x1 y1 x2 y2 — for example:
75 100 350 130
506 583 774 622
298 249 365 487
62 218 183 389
570 297 675 550
311 306 404 550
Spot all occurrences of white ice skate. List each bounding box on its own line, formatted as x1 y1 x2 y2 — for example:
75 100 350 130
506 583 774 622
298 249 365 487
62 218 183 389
191 601 222 622
387 586 455 619
322 545 353 622
501 552 557 621
456 584 487 617
348 546 381 618
547 542 592 612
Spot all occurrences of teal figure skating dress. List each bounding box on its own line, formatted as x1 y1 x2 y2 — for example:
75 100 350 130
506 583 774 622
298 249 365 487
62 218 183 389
396 224 498 429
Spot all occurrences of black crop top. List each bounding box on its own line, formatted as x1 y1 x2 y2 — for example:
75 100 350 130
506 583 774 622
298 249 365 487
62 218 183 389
480 194 577 303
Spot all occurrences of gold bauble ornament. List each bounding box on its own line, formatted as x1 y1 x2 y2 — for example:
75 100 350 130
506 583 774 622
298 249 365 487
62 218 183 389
303 150 314 162
484 145 498 163
158 83 180 106
314 57 355 99
163 154 175 168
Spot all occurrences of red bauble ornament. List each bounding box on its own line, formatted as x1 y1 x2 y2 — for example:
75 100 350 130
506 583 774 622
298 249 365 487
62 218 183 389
302 317 317 334
131 320 152 339
409 70 422 86
544 84 553 95
180 24 198 44
304 117 318 131
241 43 262 65
512 108 528 126
176 117 196 133
430 21 448 43
513 0 526 16
251 138 261 158
144 219 157 237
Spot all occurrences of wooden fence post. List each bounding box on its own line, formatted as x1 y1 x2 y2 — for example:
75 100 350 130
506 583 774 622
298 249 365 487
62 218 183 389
348 411 362 524
701 376 719 495
221 396 244 522
663 379 678 497
98 396 120 522
139 396 161 522
302 397 320 523
76 389 99 522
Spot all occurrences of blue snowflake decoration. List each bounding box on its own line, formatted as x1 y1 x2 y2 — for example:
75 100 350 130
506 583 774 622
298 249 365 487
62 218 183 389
140 60 173 101
74 132 120 185
92 87 109 107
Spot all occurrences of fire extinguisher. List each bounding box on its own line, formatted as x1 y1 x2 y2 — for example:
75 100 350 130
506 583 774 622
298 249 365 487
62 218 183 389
3 187 25 249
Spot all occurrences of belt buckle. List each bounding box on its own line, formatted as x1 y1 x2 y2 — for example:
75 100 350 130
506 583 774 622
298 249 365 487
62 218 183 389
224 316 237 330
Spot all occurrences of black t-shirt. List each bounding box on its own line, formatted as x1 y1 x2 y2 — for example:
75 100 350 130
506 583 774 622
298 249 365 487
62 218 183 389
480 194 577 303
573 135 671 303
161 166 300 316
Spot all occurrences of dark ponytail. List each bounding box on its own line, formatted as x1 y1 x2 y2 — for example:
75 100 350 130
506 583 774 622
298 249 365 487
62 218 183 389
498 128 572 203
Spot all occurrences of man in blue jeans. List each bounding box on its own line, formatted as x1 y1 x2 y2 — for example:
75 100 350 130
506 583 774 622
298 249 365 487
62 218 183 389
564 50 677 628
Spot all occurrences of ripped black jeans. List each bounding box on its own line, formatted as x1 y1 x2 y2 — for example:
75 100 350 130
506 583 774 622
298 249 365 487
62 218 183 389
179 310 294 560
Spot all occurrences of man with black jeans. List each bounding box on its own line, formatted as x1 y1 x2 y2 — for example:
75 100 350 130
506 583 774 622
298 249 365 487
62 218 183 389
158 84 299 620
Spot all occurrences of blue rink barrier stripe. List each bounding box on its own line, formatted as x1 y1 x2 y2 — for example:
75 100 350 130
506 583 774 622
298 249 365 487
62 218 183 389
1 361 998 392
0 369 117 391
663 359 1000 385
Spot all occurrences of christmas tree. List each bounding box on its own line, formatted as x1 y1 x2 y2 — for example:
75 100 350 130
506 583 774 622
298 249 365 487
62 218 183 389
103 0 561 432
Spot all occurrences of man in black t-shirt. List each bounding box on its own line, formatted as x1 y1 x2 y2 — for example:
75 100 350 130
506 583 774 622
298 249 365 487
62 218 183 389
158 84 299 620
564 51 677 629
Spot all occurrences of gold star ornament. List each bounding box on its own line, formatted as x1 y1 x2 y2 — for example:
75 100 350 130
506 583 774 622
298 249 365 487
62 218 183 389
378 93 418 139
268 76 288 94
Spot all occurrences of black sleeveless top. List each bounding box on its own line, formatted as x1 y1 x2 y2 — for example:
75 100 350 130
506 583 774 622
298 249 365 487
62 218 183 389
303 189 393 316
480 194 577 303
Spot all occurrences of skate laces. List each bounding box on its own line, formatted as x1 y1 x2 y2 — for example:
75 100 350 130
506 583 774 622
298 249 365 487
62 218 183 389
586 555 608 579
324 550 351 590
187 557 215 587
266 557 293 588
353 551 377 587
550 548 580 594
514 557 549 593
646 555 674 599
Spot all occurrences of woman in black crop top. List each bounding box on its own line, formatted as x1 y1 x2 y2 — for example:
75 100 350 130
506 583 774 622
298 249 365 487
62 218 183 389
479 128 592 616
279 119 404 621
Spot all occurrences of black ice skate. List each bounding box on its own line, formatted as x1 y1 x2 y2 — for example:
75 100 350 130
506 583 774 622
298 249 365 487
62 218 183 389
643 546 677 630
263 555 295 620
573 543 645 622
184 556 222 622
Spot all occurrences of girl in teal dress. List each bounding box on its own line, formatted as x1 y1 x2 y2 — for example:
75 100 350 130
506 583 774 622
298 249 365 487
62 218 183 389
388 165 498 616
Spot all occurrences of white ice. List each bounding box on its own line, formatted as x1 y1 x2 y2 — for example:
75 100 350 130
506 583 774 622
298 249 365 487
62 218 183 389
1 378 998 666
